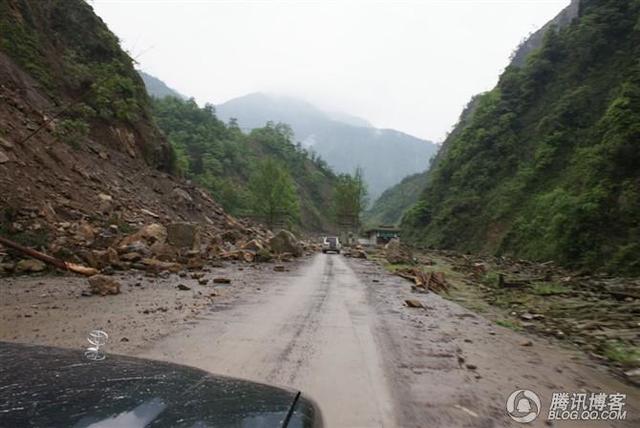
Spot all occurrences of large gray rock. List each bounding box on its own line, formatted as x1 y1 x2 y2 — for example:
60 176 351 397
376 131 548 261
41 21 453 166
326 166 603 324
167 222 200 250
269 230 302 257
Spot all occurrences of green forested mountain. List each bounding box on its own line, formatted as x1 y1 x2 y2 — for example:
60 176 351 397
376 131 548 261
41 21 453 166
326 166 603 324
364 171 428 227
366 95 481 227
403 0 640 274
150 97 337 231
215 92 438 200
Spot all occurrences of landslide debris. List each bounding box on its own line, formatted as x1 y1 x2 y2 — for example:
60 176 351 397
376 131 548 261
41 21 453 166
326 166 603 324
401 249 640 383
0 0 311 278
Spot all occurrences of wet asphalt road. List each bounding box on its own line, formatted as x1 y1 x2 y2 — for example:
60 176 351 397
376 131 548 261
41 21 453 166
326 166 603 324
141 254 395 427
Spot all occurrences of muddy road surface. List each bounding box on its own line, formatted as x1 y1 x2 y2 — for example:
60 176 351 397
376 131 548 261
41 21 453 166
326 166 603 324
135 253 639 427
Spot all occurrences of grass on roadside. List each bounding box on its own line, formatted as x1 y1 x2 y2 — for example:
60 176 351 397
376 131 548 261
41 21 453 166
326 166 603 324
601 340 640 367
495 319 522 331
531 281 569 296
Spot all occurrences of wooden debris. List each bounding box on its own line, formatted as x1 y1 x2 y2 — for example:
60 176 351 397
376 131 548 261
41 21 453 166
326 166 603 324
0 235 98 276
396 267 449 293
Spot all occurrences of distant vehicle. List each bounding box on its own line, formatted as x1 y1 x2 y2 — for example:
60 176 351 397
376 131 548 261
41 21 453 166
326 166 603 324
0 341 323 428
322 236 341 254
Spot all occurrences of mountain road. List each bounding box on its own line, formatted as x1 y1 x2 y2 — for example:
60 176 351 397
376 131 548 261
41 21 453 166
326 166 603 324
136 253 640 427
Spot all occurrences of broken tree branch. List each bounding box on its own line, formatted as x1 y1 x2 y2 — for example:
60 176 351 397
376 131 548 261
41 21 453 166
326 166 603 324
0 235 98 276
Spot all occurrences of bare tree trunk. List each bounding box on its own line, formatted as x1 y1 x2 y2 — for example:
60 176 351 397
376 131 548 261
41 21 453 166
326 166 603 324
0 236 98 276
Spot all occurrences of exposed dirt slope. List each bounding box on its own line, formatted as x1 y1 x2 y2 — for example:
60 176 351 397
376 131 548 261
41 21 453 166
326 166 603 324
0 0 279 273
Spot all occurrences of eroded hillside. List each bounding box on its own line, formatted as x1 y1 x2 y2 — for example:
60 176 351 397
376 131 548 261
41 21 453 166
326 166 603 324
0 0 277 274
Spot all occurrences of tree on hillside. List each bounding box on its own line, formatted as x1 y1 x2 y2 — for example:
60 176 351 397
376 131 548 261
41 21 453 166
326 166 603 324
249 158 300 229
333 167 368 233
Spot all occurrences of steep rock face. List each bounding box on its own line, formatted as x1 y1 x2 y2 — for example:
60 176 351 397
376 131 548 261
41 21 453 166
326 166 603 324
403 0 640 274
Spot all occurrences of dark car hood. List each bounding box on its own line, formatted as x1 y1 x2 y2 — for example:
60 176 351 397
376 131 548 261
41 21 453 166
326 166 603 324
0 342 317 427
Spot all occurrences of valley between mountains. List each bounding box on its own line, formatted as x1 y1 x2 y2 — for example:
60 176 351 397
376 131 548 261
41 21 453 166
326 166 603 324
1 1 639 427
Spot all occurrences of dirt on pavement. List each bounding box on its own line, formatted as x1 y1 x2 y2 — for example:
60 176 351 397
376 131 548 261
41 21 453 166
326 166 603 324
1 253 639 427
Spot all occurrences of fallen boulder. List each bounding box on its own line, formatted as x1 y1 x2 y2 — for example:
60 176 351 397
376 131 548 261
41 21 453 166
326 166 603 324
269 230 302 257
385 238 412 265
350 249 368 259
255 248 273 262
220 250 255 263
97 193 114 213
88 275 121 296
90 248 119 269
15 259 47 274
405 299 424 308
171 188 193 206
167 222 200 250
119 223 167 248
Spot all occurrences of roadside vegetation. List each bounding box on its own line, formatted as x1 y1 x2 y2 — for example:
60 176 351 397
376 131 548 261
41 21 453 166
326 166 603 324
403 0 640 275
332 168 368 232
364 171 428 227
151 96 343 231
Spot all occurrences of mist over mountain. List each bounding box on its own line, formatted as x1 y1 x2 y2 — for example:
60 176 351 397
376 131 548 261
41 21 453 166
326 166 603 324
139 70 186 100
215 92 438 199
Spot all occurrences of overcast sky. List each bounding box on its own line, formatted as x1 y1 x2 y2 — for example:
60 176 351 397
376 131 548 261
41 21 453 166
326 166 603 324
92 0 569 142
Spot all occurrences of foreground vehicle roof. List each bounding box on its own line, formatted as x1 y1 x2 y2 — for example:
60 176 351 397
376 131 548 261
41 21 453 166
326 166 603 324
0 341 320 427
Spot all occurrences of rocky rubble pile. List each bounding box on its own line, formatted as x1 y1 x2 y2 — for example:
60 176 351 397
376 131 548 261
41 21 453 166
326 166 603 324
422 250 640 384
384 238 414 265
0 72 313 280
0 213 314 277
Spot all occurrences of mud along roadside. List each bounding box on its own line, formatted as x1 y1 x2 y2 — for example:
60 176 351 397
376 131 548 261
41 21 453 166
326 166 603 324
346 256 640 427
366 245 640 387
0 259 305 355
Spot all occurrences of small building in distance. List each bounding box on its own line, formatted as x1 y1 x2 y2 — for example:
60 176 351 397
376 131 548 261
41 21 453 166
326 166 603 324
362 226 400 246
